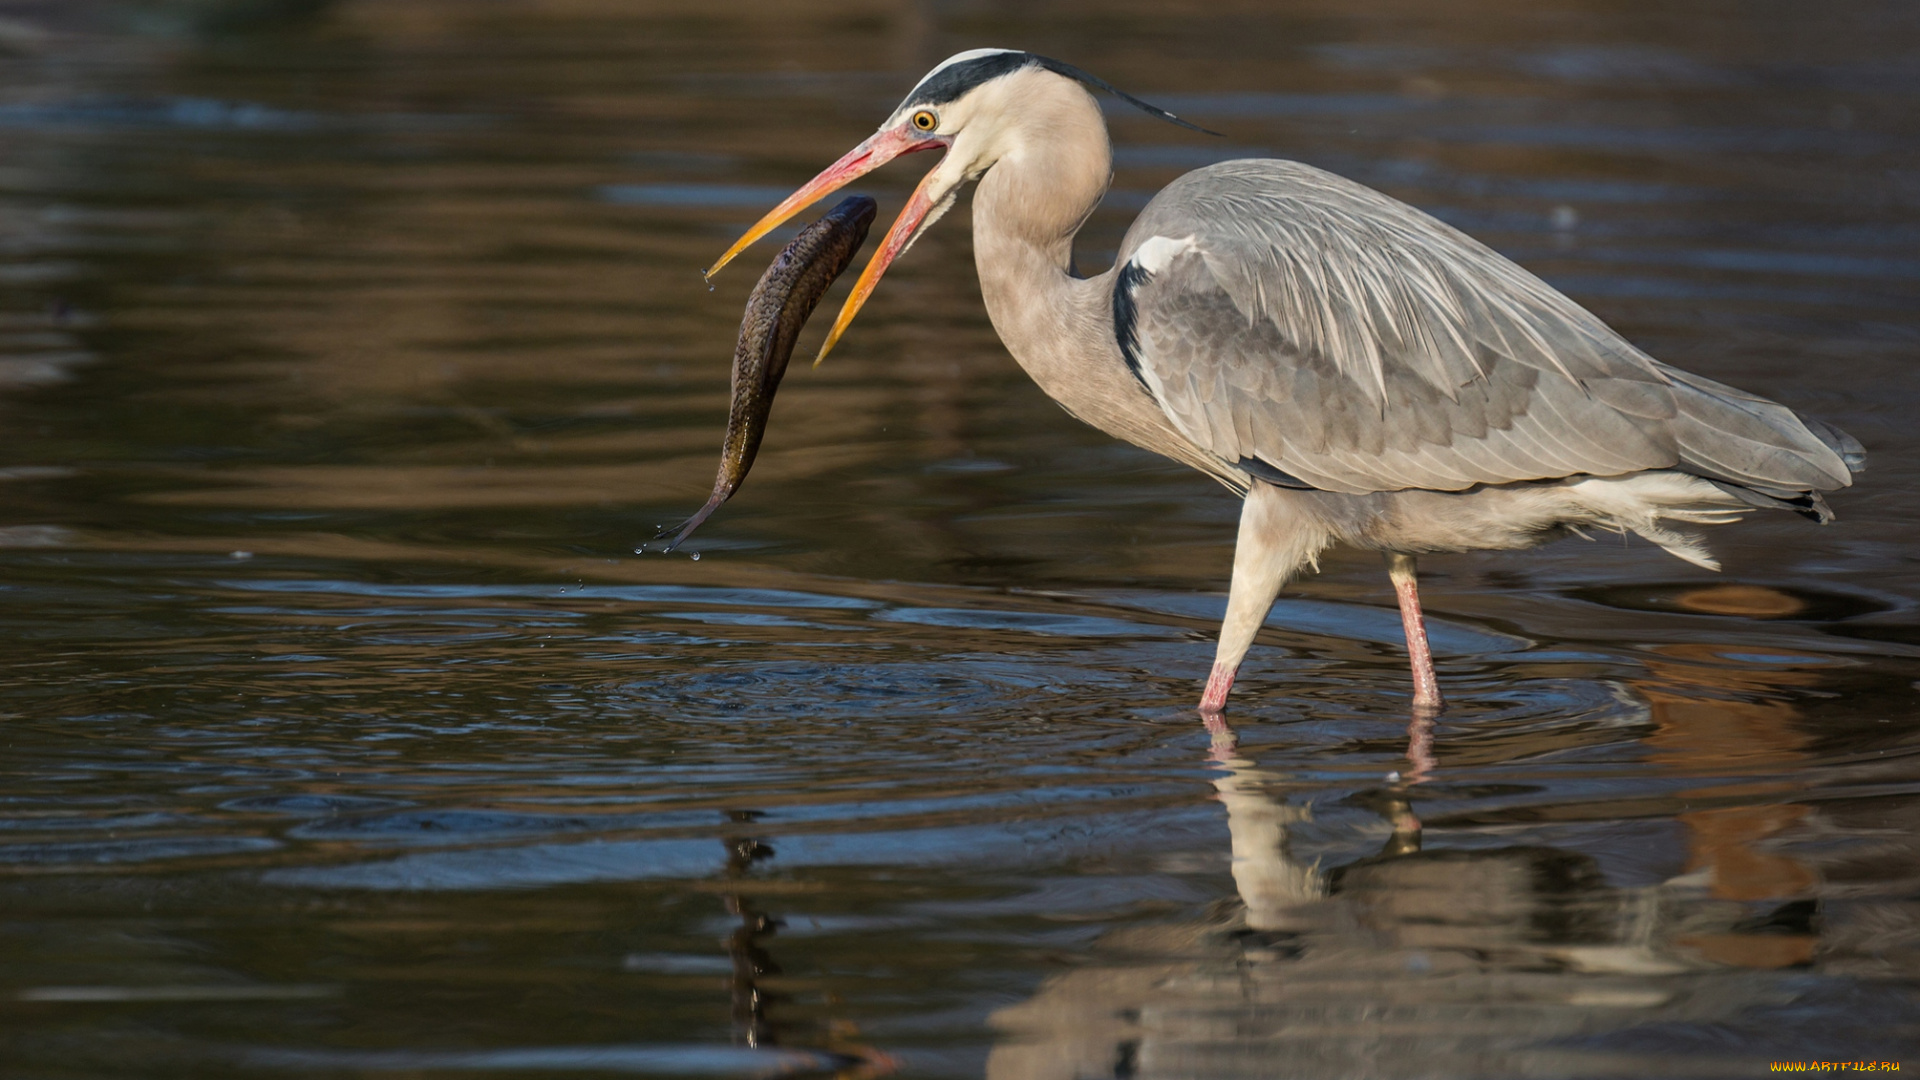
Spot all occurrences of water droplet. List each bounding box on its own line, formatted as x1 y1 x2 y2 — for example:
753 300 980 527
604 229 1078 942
690 551 701 561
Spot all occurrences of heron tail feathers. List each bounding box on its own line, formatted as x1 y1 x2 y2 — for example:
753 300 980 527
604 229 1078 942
1658 363 1863 496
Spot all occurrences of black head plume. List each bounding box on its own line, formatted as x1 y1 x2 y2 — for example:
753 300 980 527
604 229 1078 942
899 50 1222 137
1031 55 1222 137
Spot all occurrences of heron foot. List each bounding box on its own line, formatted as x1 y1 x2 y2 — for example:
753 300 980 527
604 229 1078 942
1198 661 1236 714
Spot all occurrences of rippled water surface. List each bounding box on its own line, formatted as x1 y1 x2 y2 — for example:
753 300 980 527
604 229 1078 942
3 0 1919 1075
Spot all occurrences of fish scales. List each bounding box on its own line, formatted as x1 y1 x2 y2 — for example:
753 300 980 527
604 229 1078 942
661 195 876 550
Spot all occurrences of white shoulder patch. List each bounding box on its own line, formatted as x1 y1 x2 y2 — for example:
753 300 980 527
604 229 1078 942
1129 234 1201 275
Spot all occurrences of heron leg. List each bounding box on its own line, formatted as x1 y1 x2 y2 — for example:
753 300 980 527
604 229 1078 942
1201 485 1325 714
1385 552 1444 712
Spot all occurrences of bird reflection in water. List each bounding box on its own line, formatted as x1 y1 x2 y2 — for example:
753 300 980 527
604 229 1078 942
991 676 1826 1078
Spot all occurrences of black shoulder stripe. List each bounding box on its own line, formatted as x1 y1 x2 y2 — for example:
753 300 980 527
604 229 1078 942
1112 260 1154 397
1115 257 1316 492
1237 457 1317 490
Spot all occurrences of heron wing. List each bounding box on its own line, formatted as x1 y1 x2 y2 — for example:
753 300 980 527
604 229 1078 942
1115 159 1854 495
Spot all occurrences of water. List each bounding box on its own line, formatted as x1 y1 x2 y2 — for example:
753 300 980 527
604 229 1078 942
2 1 1918 1076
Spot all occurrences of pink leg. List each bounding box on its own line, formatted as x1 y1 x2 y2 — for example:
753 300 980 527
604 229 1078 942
1197 485 1325 716
1385 553 1444 712
1199 661 1236 714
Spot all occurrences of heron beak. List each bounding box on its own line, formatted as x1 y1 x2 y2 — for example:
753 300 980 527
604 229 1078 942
812 165 942 365
704 127 943 282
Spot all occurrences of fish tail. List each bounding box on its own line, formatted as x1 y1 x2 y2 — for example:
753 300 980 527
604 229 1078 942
657 494 726 552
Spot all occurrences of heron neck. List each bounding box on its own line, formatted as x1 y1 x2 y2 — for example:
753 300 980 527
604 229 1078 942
968 107 1236 483
969 106 1113 387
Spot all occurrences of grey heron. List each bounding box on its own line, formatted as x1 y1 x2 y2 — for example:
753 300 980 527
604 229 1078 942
705 49 1864 715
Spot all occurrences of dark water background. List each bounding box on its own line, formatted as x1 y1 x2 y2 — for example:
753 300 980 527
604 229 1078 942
3 0 1919 1076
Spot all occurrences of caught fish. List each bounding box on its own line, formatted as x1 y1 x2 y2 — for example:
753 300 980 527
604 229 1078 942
658 194 877 551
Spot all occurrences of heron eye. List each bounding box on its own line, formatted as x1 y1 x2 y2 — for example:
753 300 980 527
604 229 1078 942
911 109 938 132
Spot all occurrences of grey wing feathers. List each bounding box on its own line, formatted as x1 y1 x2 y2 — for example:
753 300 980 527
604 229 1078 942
1117 159 1859 502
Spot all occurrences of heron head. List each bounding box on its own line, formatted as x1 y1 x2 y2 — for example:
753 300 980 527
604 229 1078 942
706 49 1211 364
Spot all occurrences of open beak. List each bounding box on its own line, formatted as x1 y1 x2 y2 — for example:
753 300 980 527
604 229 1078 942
810 164 944 365
706 125 949 364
